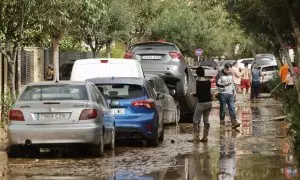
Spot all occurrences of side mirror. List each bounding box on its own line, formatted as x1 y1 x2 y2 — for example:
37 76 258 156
148 80 155 88
169 89 176 96
156 93 165 100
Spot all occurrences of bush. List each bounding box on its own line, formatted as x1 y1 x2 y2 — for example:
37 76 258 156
1 93 16 130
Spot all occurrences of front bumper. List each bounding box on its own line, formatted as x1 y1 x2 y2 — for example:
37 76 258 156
8 124 102 145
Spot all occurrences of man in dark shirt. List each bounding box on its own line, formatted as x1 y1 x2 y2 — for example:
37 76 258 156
188 66 212 143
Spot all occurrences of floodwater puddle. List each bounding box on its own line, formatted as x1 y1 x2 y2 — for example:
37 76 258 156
0 98 299 179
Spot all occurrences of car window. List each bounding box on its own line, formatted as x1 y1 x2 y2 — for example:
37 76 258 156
95 84 145 100
196 61 217 68
91 84 108 107
154 77 169 94
262 66 275 72
20 84 88 101
59 63 74 80
130 43 178 51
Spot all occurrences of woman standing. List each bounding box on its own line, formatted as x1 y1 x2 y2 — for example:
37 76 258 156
250 64 262 103
188 66 213 143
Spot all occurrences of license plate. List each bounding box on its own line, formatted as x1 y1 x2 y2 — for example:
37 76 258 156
38 113 69 120
142 55 161 60
111 108 125 115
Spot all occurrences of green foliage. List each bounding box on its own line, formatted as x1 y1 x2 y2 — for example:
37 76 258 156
60 36 85 52
111 42 126 58
1 93 16 130
150 0 254 58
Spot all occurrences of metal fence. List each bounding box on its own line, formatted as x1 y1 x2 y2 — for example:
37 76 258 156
20 50 34 85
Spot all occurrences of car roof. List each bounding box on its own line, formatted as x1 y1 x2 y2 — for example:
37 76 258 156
86 77 147 86
258 64 278 68
74 58 137 64
26 81 88 86
131 41 176 47
237 58 254 61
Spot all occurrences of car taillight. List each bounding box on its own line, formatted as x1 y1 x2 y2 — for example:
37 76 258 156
100 60 108 63
132 100 155 109
169 52 183 59
79 109 98 120
9 110 24 121
124 52 133 59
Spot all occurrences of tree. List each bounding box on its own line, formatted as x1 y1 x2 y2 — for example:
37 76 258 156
0 0 37 99
225 0 300 104
37 0 75 81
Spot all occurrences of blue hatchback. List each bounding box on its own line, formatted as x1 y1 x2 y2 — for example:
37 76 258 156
87 77 165 146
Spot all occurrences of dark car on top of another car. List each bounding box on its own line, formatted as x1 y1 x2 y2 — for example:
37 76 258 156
124 41 197 118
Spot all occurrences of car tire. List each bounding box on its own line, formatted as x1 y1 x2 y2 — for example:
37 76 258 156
107 127 115 150
159 124 164 142
7 145 22 158
148 128 159 147
91 133 104 157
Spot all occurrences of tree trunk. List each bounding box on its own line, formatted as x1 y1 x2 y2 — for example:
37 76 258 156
15 50 21 95
92 50 97 58
7 57 16 99
287 3 300 104
51 37 60 81
105 40 112 58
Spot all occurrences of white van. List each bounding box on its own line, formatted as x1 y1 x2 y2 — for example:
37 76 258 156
70 58 144 81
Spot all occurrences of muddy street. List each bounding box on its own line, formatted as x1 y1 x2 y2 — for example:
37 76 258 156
0 97 298 180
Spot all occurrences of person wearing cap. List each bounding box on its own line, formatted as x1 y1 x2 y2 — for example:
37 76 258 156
216 63 240 128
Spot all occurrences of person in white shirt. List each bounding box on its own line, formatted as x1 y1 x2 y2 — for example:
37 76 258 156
285 69 294 89
231 62 244 93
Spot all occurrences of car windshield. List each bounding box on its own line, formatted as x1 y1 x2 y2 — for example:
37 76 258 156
96 84 145 100
131 43 178 51
196 61 217 68
19 84 88 101
254 60 275 66
219 60 233 66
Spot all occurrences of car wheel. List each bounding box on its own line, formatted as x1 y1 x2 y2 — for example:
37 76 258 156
107 127 115 150
159 123 164 142
7 145 22 158
91 132 104 157
148 128 159 147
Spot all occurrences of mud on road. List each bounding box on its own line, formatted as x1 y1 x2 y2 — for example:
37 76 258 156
0 97 299 179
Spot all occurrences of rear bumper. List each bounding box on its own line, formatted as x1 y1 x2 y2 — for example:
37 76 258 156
8 124 102 145
115 117 157 139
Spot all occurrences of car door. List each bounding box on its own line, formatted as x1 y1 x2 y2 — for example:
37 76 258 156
90 84 114 144
261 66 276 82
155 77 177 124
146 81 163 135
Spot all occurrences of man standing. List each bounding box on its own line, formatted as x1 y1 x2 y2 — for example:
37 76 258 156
231 62 243 93
240 62 251 100
216 63 240 128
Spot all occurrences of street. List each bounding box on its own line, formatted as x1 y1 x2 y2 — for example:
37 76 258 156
0 95 297 179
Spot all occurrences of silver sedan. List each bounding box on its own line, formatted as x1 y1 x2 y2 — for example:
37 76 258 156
8 81 115 157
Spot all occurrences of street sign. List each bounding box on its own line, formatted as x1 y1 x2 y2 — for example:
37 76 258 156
195 48 203 56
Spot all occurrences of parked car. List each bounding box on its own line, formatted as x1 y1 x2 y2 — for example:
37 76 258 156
258 65 279 83
124 41 197 116
70 58 144 81
253 54 277 67
145 74 180 124
8 81 115 157
218 60 236 70
237 58 254 69
87 77 165 146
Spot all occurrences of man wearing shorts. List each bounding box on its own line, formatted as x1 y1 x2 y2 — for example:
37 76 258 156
240 62 251 100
